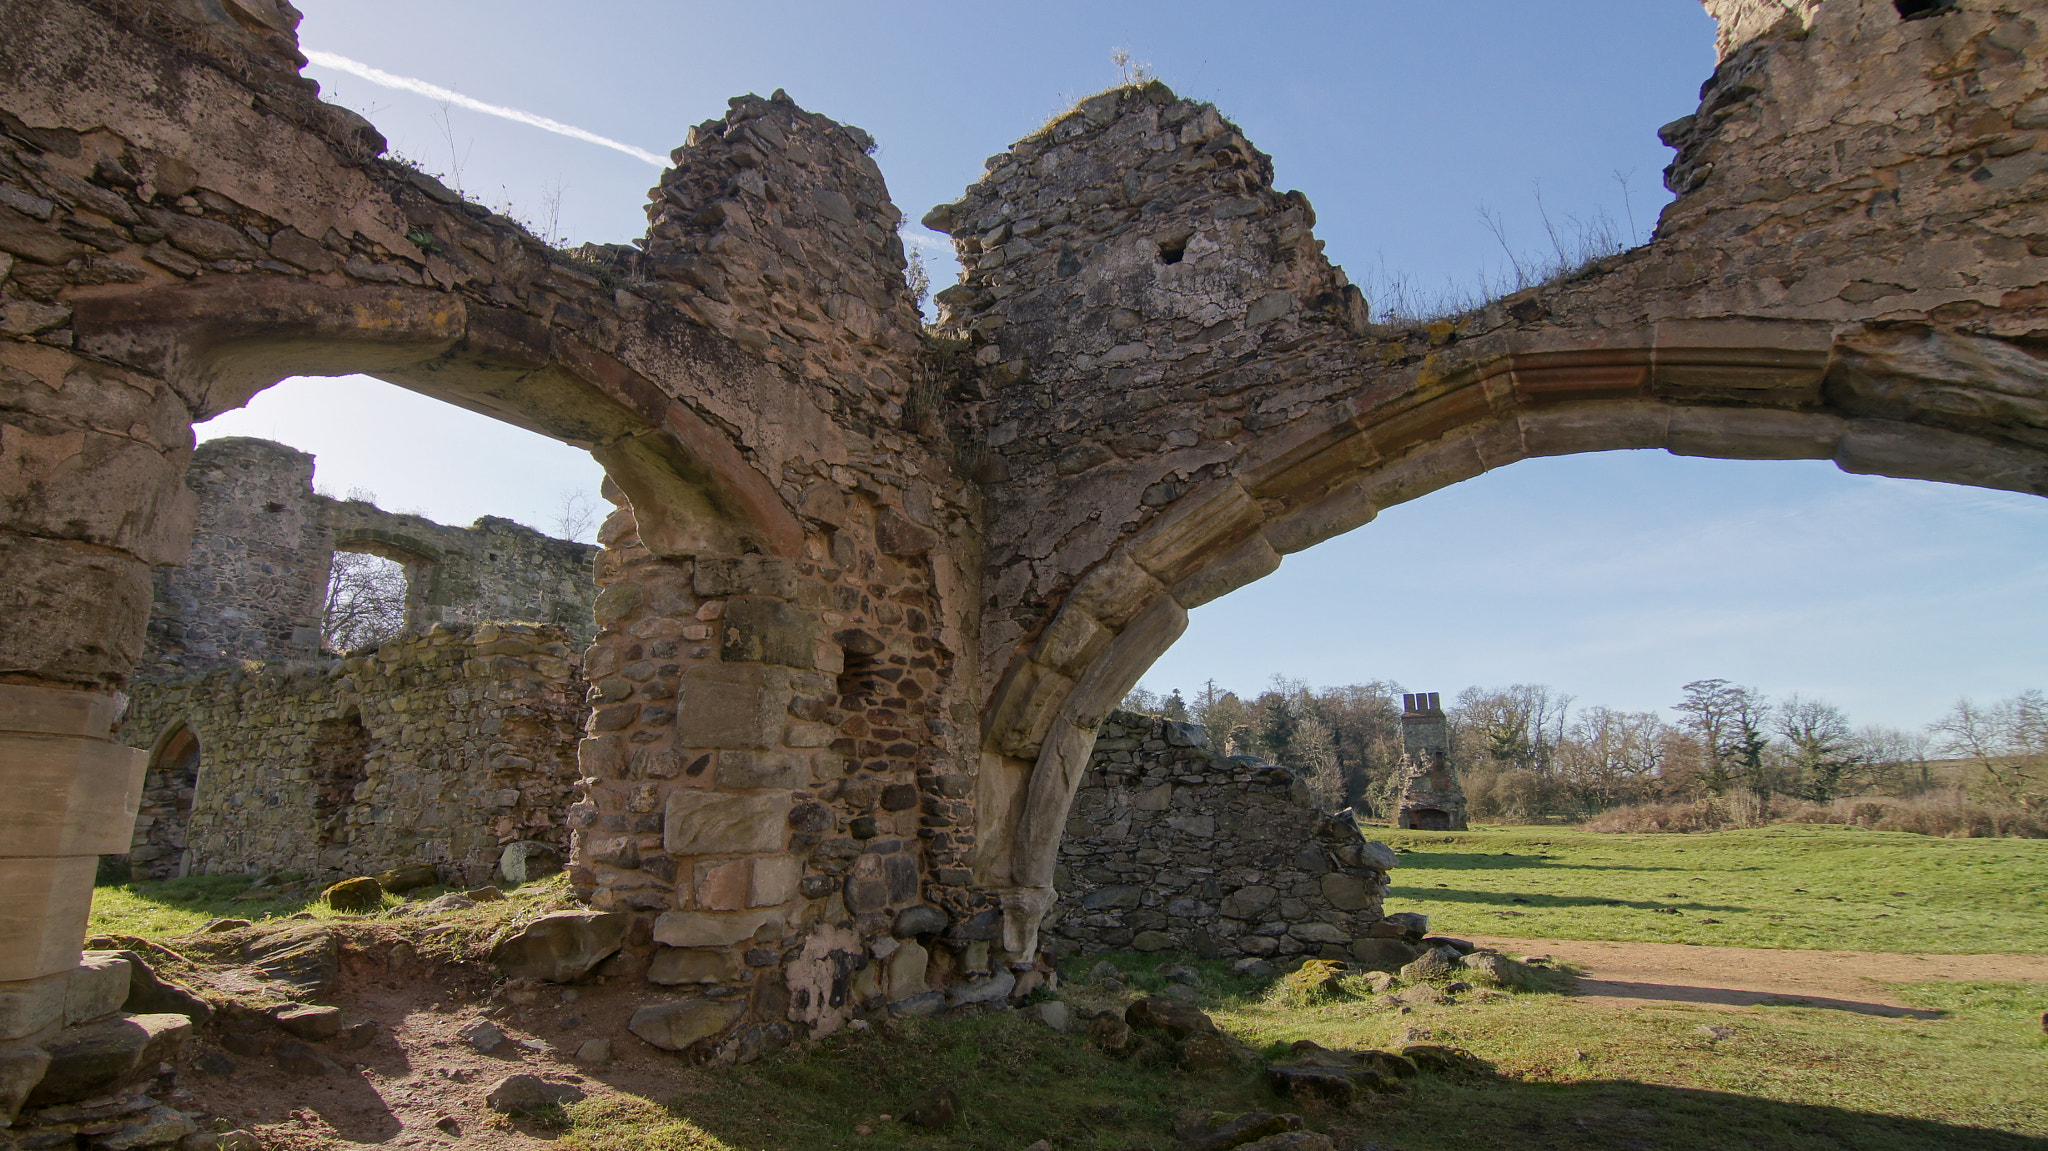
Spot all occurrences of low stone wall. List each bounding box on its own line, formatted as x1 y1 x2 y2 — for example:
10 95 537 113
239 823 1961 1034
120 623 587 885
1049 711 1392 960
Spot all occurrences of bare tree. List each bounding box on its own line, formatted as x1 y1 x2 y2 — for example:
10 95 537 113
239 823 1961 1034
551 488 600 543
321 551 407 652
1930 690 2048 808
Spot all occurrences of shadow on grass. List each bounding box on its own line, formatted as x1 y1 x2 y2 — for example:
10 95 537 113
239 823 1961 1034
1569 979 1947 1019
1387 885 1751 914
555 1008 2042 1151
1364 1074 2044 1151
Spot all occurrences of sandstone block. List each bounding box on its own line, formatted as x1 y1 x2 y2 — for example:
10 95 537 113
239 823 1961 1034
646 947 740 985
0 1044 51 1121
718 597 813 668
627 999 744 1052
0 734 148 857
0 535 152 687
268 1003 342 1041
64 953 131 1027
692 556 797 599
25 1012 190 1106
651 908 780 949
0 971 67 1041
664 789 789 855
674 664 787 749
0 856 96 982
715 750 807 790
490 911 626 983
748 855 801 907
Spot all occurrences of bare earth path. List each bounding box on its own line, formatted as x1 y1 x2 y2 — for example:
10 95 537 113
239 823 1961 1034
1469 935 2048 1018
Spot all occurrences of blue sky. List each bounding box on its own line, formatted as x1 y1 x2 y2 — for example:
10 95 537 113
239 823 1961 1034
195 1 2047 731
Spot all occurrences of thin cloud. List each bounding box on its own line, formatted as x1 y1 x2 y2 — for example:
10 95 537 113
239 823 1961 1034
304 50 668 168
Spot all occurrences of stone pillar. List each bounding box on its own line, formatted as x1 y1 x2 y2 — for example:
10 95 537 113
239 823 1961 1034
0 686 147 983
0 342 196 990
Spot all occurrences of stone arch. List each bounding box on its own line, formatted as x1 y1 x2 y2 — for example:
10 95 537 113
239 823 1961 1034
127 719 202 880
982 330 2048 894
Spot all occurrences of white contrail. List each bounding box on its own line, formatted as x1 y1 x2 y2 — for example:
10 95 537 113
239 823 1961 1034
304 50 668 168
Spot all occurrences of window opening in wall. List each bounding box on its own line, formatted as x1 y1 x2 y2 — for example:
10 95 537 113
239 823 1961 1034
322 550 407 652
311 713 371 848
1894 0 1956 19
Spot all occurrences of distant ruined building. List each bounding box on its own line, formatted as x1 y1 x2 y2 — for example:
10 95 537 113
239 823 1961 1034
117 437 596 881
1393 692 1469 831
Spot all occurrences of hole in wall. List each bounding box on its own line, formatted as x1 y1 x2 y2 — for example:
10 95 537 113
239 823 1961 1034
1158 241 1187 265
1893 0 1956 19
322 550 407 652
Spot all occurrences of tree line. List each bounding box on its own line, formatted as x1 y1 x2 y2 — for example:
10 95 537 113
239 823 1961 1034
1121 679 2047 820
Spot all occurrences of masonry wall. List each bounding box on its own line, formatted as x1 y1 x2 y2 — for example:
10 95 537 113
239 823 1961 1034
1049 710 1391 960
120 623 586 884
144 437 601 672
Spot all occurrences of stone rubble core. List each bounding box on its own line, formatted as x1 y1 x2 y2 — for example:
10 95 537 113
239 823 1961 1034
1392 693 1468 832
1050 711 1396 960
5 0 2048 1111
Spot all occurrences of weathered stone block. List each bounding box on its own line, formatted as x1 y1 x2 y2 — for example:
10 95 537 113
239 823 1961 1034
627 999 745 1051
64 953 131 1027
489 911 627 983
748 855 801 907
693 556 798 599
0 971 66 1042
646 947 740 985
0 1044 51 1122
664 789 789 855
25 1012 190 1106
675 664 787 749
0 733 146 858
651 908 781 949
718 596 814 668
886 940 929 1000
1319 874 1375 913
0 856 95 983
715 750 807 790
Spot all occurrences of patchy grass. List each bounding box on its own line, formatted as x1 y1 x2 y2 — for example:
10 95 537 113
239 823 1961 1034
1372 824 2048 953
85 871 572 945
542 964 2047 1151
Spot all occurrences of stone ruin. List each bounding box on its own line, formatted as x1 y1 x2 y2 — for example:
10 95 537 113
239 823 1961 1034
1393 693 1469 832
144 436 599 672
1051 710 1416 969
7 0 2048 1125
111 435 597 883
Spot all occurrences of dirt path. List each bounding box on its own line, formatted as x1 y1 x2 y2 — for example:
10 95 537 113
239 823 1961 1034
1469 935 2048 1018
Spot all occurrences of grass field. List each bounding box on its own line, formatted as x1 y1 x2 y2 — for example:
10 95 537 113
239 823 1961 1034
544 952 2048 1151
1371 824 2048 954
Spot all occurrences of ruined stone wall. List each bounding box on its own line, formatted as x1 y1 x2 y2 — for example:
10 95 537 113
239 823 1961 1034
120 622 586 884
143 437 600 670
1049 711 1392 961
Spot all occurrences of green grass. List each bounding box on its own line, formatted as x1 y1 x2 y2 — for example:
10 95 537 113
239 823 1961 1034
542 965 2048 1151
1372 824 2048 953
86 872 568 943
